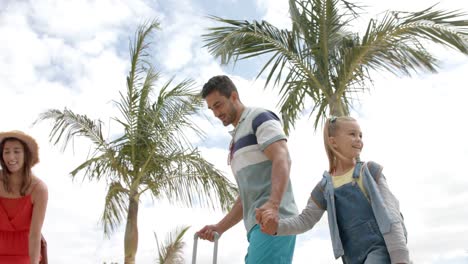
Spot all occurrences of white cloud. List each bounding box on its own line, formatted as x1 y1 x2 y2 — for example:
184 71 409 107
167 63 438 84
27 0 156 39
155 1 204 71
256 0 291 29
0 11 49 88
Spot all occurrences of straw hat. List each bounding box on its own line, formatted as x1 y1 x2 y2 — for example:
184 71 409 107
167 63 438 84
0 130 39 166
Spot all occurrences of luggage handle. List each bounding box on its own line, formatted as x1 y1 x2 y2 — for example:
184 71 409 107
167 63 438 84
192 232 219 264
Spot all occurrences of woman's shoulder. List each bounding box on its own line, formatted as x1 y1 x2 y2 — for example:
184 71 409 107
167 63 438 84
30 176 48 199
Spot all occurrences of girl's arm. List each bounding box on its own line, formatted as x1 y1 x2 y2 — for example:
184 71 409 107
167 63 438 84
276 195 325 235
29 180 48 264
378 175 410 264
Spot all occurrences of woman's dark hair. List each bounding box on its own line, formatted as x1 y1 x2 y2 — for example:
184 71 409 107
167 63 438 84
0 138 33 196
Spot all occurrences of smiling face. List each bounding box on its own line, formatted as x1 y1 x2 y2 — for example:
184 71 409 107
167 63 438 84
205 90 239 126
329 120 363 161
2 139 26 174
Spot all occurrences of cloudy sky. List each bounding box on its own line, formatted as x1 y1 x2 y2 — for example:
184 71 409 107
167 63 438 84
1 0 468 263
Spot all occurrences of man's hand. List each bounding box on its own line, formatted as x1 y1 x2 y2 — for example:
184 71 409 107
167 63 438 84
256 200 279 235
256 207 279 235
196 224 223 242
257 200 279 225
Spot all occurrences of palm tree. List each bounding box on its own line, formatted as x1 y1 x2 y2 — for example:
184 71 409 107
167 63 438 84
203 0 468 133
35 21 237 264
154 226 190 264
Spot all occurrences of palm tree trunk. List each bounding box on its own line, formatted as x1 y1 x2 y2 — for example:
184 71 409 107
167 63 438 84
329 94 347 117
124 195 139 264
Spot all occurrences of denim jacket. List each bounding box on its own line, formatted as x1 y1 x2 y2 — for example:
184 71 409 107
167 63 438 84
316 161 402 258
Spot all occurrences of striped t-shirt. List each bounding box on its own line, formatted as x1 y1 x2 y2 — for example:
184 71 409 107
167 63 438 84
230 107 298 232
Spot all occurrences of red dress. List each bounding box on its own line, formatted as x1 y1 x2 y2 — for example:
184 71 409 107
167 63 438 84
0 195 33 264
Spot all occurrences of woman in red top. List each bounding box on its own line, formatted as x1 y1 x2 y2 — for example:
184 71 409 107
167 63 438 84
0 131 48 264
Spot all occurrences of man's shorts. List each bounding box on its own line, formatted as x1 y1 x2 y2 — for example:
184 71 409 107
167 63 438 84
245 224 296 264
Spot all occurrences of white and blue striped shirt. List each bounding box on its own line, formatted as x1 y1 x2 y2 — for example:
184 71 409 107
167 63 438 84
230 107 298 232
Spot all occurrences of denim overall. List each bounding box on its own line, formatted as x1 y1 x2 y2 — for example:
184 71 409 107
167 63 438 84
334 163 391 264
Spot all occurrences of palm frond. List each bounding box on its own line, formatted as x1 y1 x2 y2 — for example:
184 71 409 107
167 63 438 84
126 79 207 185
203 16 325 94
144 149 237 212
127 20 161 97
102 181 130 236
121 20 161 166
155 226 190 264
35 108 106 152
69 150 130 184
35 108 131 184
348 6 467 80
151 78 204 144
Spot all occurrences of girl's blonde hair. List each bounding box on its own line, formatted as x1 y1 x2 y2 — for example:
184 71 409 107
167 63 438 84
323 116 357 173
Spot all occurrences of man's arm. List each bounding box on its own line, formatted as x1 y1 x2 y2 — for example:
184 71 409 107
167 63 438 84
256 139 290 226
197 196 243 241
264 139 290 208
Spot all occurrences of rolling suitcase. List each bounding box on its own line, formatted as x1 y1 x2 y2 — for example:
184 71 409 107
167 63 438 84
192 232 219 264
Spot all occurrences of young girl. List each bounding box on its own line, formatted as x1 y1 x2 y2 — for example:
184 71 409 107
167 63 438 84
0 130 48 264
256 116 409 264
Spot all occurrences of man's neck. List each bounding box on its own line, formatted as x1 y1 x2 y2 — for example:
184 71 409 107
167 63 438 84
232 104 246 127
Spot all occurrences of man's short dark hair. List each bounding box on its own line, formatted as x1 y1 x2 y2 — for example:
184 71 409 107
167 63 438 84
201 75 238 99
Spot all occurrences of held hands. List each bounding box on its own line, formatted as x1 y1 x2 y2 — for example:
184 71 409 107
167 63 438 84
255 201 279 235
196 224 222 242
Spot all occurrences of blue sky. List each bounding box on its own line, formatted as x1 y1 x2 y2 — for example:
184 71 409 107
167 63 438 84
1 0 468 263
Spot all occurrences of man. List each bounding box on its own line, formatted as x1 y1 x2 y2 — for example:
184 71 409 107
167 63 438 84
197 75 298 263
